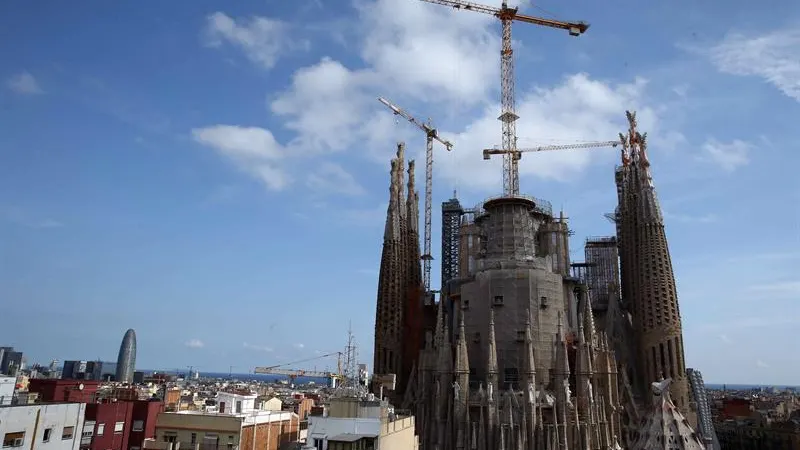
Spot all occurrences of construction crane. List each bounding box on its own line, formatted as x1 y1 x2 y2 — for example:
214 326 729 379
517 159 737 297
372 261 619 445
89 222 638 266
253 367 343 387
253 352 344 387
378 96 453 293
482 140 621 159
419 0 588 196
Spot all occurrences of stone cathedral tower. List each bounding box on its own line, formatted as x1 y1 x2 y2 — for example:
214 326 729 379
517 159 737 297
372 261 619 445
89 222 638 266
374 143 426 404
400 189 627 450
614 112 694 424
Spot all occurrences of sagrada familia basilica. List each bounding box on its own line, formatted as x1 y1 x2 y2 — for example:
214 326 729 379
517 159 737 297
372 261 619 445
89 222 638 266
372 113 712 450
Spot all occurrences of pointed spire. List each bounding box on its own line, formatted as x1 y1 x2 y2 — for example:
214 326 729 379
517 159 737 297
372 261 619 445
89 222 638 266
455 310 469 376
522 305 536 387
555 313 570 376
580 291 597 346
487 308 499 379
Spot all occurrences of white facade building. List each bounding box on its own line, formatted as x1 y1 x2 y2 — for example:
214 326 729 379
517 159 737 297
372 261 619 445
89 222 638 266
304 397 417 450
0 376 15 406
0 402 86 450
217 390 257 414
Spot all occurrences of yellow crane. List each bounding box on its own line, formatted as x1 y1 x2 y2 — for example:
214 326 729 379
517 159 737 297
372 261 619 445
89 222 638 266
419 0 588 196
378 97 453 293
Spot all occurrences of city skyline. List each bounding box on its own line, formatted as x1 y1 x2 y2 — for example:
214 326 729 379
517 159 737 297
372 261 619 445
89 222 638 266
1 0 798 385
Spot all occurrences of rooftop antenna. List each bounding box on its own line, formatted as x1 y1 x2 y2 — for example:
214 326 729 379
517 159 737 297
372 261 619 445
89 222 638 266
333 322 366 398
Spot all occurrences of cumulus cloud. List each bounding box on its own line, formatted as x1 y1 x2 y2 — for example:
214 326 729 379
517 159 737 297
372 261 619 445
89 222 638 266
185 339 204 348
6 71 43 94
710 27 800 102
204 12 294 69
700 139 750 172
204 0 682 196
191 125 289 191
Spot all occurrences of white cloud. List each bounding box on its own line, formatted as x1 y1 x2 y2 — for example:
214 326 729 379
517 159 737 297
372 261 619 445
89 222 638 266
191 125 289 191
6 71 43 95
204 12 293 69
243 342 273 352
719 334 732 344
756 360 769 369
208 0 681 195
437 74 657 191
700 139 750 172
185 339 204 348
710 28 800 102
355 0 500 103
307 162 366 196
293 343 305 349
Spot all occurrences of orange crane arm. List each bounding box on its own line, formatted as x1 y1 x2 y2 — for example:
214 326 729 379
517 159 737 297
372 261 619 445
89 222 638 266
419 0 589 35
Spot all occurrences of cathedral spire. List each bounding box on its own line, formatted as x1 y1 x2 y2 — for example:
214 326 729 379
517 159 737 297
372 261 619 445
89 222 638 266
455 310 470 450
487 308 499 399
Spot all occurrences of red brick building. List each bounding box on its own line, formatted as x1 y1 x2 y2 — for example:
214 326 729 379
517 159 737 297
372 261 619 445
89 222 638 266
83 399 163 450
28 379 100 403
722 398 753 419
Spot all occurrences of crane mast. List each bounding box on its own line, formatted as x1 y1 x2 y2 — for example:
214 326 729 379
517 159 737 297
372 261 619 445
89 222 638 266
378 97 453 293
419 0 588 196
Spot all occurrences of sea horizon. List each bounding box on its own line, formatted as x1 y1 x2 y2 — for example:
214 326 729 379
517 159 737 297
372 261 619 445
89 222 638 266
145 369 797 390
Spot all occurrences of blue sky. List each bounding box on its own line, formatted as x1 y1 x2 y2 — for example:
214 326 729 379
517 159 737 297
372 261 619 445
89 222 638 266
1 0 798 384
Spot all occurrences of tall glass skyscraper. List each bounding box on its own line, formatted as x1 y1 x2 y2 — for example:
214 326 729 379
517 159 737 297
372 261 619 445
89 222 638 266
115 329 136 383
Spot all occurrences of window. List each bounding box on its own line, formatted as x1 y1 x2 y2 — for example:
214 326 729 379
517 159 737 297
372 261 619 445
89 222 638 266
191 433 197 445
2 432 24 447
43 429 52 442
540 296 548 309
96 424 105 436
492 295 504 306
314 438 325 450
62 427 74 440
463 299 470 309
114 422 124 434
132 420 144 432
236 400 242 413
516 330 525 342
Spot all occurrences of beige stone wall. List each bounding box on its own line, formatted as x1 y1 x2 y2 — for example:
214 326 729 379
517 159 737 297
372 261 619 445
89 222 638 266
460 265 568 388
154 413 241 447
380 417 418 450
239 419 298 450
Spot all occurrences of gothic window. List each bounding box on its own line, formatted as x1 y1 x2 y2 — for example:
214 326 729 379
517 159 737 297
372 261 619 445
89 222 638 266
503 368 519 390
